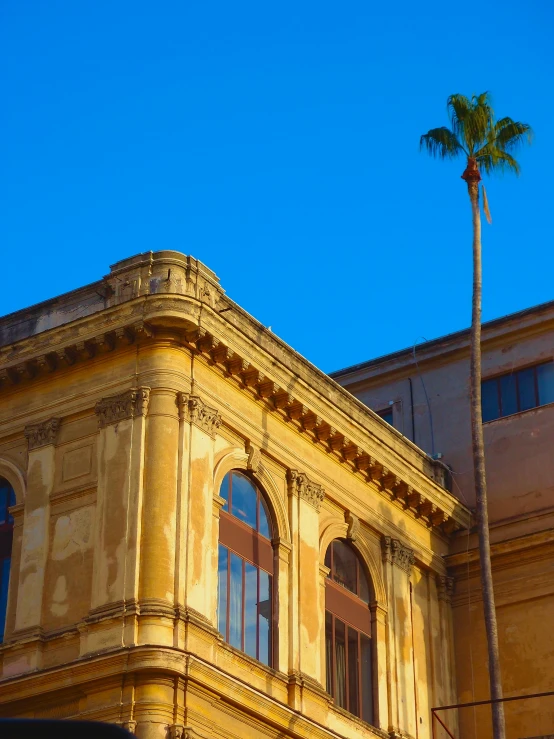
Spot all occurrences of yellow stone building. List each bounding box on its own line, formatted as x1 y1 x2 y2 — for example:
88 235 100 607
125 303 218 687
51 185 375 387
0 251 470 739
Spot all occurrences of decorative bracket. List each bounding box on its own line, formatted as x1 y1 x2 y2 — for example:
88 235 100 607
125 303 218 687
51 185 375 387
246 441 261 472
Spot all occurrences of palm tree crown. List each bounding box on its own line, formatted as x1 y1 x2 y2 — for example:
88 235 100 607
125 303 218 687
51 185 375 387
420 92 532 175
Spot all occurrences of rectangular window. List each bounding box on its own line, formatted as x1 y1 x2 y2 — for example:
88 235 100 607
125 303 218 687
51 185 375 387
376 408 394 427
482 361 554 422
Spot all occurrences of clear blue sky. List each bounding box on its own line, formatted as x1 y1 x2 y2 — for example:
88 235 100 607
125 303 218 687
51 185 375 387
2 1 552 372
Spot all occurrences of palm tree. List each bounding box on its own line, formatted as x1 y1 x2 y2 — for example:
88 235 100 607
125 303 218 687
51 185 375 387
420 93 532 739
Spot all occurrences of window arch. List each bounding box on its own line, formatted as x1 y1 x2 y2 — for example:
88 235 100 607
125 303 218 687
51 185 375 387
217 470 274 666
0 478 16 643
325 539 373 724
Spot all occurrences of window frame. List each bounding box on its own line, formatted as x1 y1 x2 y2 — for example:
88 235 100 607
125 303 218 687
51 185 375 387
376 407 394 427
482 360 554 422
0 479 16 644
324 539 374 725
217 470 275 667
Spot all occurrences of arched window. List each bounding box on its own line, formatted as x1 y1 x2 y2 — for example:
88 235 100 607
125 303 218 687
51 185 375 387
217 470 273 666
325 539 373 724
0 479 16 643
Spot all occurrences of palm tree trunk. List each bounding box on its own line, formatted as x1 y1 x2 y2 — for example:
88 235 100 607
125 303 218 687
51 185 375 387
464 159 506 739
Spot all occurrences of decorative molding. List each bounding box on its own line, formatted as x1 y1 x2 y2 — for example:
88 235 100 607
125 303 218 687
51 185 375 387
95 386 150 428
24 417 61 450
436 575 455 603
122 721 137 735
168 725 185 739
381 536 415 575
177 393 222 437
246 441 261 472
0 281 470 535
345 510 360 542
287 469 325 512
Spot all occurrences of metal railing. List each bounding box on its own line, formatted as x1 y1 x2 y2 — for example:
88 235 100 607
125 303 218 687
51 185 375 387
432 690 554 739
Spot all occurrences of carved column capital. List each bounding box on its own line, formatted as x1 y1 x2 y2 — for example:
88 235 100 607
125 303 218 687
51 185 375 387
381 536 415 575
436 574 455 603
168 725 185 739
287 469 325 512
24 417 61 450
94 386 151 428
177 393 222 437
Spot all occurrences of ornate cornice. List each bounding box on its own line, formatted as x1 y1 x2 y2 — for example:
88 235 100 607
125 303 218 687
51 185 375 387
94 386 150 428
381 536 415 575
287 469 325 512
0 256 469 537
177 393 222 438
436 575 455 603
24 417 61 450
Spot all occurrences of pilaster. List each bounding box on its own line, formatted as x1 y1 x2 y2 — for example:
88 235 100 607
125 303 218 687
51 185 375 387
382 535 416 738
14 418 60 634
180 393 222 624
436 574 458 735
6 419 60 674
86 388 149 652
287 469 325 687
372 603 389 731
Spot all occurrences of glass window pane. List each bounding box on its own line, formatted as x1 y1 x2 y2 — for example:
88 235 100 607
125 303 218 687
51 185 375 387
332 541 357 594
229 552 243 650
325 611 333 695
231 473 257 529
348 627 360 717
537 363 554 406
361 634 373 725
482 378 500 422
217 545 228 638
258 496 271 539
220 473 230 511
335 618 347 709
244 562 258 659
377 408 393 426
499 374 518 416
0 558 10 643
358 564 370 604
0 488 6 525
517 367 537 412
258 570 271 666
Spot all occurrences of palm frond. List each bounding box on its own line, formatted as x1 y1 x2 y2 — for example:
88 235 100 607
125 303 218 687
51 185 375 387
447 94 471 143
420 127 465 159
476 147 520 176
494 117 533 151
447 92 494 155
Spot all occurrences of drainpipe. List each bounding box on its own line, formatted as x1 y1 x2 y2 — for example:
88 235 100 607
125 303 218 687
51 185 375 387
408 377 416 444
